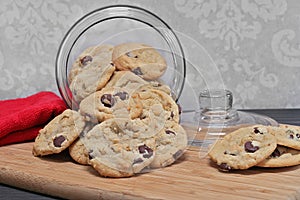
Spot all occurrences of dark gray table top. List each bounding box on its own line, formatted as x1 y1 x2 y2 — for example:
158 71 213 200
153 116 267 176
1 109 299 200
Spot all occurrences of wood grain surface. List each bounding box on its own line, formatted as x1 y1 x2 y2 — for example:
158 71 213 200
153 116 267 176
1 126 300 200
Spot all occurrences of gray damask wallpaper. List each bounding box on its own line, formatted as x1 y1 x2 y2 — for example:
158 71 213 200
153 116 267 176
0 0 300 111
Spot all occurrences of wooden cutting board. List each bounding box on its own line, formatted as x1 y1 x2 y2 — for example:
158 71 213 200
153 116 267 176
1 126 300 200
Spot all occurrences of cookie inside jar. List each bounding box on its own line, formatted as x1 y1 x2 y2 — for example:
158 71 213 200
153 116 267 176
68 42 170 105
56 6 186 110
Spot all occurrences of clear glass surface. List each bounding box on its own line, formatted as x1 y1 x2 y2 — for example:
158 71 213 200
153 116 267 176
196 89 278 128
181 89 278 155
56 5 186 109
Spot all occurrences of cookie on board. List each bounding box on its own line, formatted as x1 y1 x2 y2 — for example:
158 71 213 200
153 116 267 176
208 125 277 171
257 145 300 168
33 109 85 156
82 118 156 177
268 124 300 150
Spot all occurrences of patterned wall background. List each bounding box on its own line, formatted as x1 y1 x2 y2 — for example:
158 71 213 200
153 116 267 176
0 0 300 111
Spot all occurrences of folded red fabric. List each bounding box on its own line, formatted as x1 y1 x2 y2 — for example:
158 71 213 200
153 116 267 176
0 91 67 146
0 126 43 146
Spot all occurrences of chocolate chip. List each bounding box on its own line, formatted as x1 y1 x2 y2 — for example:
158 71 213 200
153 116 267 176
253 127 263 134
173 150 183 160
132 67 143 75
244 141 259 153
271 147 281 158
101 94 115 107
80 55 92 66
138 144 153 159
296 134 300 139
218 163 231 172
126 52 138 58
114 91 129 100
139 115 146 120
133 158 143 165
53 135 65 147
287 130 295 139
165 130 176 135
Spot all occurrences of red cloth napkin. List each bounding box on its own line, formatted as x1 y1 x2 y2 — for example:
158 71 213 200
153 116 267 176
0 91 67 146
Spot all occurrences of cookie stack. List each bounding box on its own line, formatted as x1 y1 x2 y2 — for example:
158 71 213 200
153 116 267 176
32 43 188 177
208 124 300 171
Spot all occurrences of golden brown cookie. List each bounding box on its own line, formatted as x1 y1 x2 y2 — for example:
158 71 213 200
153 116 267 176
105 71 171 95
69 44 115 102
82 118 156 177
69 138 90 165
257 145 300 167
138 88 180 124
150 123 188 168
208 125 277 171
32 109 86 156
79 87 142 123
112 43 167 80
69 122 94 165
104 71 148 92
268 124 300 150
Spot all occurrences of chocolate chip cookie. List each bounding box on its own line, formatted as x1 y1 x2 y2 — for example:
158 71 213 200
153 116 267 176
150 123 188 168
69 138 90 165
82 118 156 177
32 109 86 156
257 145 300 167
69 122 94 165
105 71 171 95
68 46 95 83
69 44 115 102
139 81 172 96
79 87 142 123
112 43 167 80
138 88 180 124
208 125 277 171
269 124 300 150
104 71 148 92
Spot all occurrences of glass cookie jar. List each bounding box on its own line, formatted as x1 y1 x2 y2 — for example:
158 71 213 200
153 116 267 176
55 5 186 109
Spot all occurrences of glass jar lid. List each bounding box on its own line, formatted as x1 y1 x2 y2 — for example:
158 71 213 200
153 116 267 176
196 89 278 128
182 89 278 156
